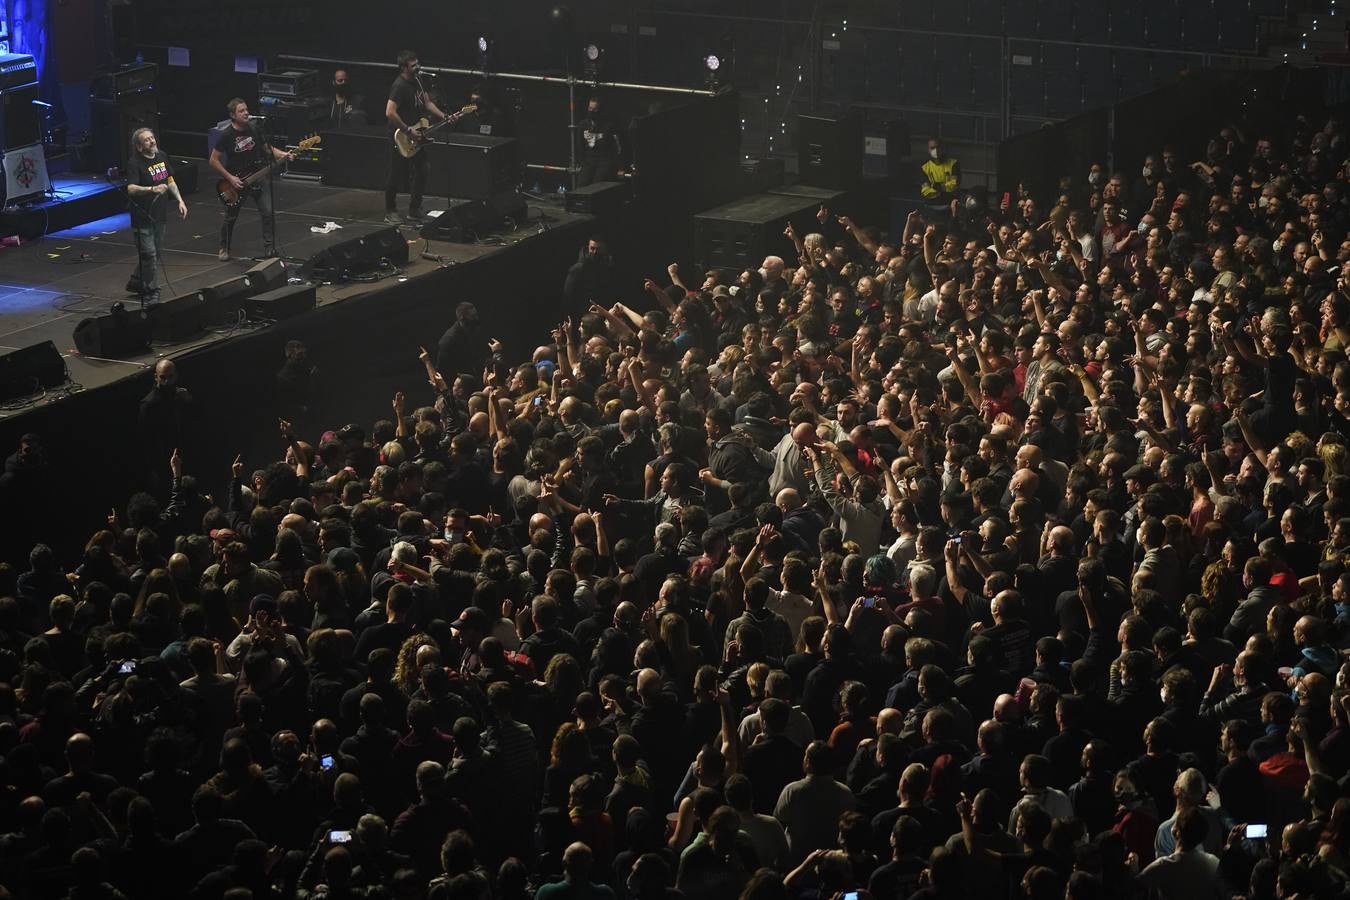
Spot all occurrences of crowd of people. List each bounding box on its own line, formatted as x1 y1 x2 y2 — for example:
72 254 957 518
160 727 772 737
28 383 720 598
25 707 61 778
1 105 1349 900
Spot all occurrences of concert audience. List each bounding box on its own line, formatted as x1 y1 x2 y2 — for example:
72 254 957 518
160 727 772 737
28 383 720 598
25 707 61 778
1 105 1350 900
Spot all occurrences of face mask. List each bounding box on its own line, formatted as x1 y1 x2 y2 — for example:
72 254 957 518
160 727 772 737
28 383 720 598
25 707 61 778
1336 602 1350 618
1056 251 1068 262
1088 172 1101 185
1142 166 1153 178
929 148 939 160
445 529 464 544
1258 195 1269 208
1137 220 1149 234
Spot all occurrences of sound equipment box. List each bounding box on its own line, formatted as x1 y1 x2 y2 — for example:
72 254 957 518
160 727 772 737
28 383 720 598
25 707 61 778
247 282 316 320
149 291 205 342
72 307 151 358
796 114 863 190
0 82 40 151
740 157 786 194
304 226 408 278
420 191 528 241
692 192 819 270
245 257 287 294
0 53 37 93
0 340 65 401
438 134 519 200
171 159 198 196
89 63 158 173
565 181 629 217
258 68 319 100
200 276 254 325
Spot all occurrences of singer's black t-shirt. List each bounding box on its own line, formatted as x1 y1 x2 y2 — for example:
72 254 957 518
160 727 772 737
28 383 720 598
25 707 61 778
127 151 174 227
213 124 267 177
388 76 428 134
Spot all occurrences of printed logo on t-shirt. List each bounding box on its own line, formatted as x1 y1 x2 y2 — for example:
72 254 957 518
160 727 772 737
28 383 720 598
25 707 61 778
233 134 256 155
147 160 169 183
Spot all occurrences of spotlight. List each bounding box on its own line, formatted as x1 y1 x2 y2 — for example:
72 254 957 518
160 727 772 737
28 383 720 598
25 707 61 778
477 36 490 54
703 53 721 90
583 42 602 80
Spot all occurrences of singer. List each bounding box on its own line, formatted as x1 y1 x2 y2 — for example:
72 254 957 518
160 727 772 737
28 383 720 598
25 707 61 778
125 128 187 306
384 50 447 225
208 98 292 260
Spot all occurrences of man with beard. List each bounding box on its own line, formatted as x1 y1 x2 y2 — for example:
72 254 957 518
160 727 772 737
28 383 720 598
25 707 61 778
436 301 500 383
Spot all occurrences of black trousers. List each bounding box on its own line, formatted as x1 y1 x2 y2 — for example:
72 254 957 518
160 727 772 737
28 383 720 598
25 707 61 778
577 154 616 187
386 144 428 213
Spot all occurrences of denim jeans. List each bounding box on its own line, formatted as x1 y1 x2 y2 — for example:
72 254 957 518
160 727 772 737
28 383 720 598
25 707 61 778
131 222 165 304
220 184 275 255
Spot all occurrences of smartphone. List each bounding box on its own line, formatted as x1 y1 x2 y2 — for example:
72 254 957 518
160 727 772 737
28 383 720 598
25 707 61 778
532 395 545 408
861 597 877 610
119 660 136 674
329 829 352 844
951 536 962 545
1245 823 1267 839
320 754 335 770
843 893 859 900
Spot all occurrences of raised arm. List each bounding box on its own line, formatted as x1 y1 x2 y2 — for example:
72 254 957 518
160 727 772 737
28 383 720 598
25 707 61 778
279 419 309 479
838 214 877 256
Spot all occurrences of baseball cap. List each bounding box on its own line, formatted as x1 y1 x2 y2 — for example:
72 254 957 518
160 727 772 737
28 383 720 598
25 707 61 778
209 528 238 545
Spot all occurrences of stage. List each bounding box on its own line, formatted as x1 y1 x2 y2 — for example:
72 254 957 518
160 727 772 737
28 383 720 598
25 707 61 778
0 166 591 417
0 165 597 559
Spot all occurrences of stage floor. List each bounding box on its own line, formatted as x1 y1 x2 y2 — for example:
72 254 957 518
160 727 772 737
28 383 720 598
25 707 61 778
0 172 585 421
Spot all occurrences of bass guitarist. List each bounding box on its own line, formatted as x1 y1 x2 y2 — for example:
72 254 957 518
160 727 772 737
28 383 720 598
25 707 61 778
384 50 447 226
209 97 293 261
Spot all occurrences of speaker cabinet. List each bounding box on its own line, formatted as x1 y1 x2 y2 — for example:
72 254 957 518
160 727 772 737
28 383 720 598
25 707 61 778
90 92 158 173
245 257 287 294
304 226 408 277
796 114 863 190
0 340 65 400
149 291 205 342
72 309 151 358
200 276 255 325
247 282 316 320
0 83 41 152
693 192 818 270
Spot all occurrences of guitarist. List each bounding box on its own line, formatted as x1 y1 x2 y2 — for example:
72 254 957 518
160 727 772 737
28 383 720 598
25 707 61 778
209 97 293 261
384 50 448 226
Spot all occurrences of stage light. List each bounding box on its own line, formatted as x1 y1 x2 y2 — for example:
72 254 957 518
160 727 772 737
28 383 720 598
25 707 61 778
704 54 721 72
584 43 601 62
478 36 490 53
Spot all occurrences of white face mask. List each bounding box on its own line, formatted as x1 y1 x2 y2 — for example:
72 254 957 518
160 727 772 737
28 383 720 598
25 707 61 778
929 148 939 160
1142 166 1153 178
1088 172 1101 185
1258 195 1269 208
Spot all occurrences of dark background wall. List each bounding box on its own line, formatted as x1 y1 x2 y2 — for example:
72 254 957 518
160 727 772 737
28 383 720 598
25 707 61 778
96 0 1286 187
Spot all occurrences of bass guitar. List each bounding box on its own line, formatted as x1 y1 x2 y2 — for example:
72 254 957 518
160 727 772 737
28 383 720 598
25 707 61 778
393 105 477 158
216 134 322 208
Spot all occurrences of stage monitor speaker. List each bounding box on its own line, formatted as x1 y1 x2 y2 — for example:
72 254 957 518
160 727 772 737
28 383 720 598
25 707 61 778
304 226 408 277
796 114 863 190
247 282 316 320
0 340 66 401
72 308 151 358
0 83 41 151
565 181 629 217
200 276 255 324
90 92 158 173
150 291 205 342
245 257 287 294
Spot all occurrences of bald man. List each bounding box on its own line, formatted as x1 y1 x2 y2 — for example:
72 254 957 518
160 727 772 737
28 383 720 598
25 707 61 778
139 357 198 494
770 420 818 497
777 486 825 556
1037 524 1080 608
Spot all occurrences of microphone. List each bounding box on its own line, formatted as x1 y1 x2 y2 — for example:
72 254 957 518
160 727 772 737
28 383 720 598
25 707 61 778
248 115 268 120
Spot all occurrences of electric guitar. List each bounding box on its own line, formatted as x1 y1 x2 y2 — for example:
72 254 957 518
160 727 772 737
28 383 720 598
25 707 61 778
394 105 477 158
216 134 322 208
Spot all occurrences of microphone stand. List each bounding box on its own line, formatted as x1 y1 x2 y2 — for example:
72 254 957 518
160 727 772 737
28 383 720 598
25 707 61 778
254 115 295 264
